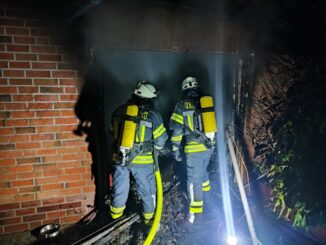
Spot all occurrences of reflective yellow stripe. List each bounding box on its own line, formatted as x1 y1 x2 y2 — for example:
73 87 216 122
171 135 182 142
135 128 140 142
140 125 145 142
189 200 203 214
143 212 154 220
184 143 207 153
190 207 203 213
132 154 154 164
153 125 166 139
187 115 194 131
171 113 184 125
202 180 210 187
191 200 203 206
110 205 125 219
203 185 211 192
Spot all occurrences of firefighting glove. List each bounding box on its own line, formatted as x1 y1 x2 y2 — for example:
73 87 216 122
172 145 182 162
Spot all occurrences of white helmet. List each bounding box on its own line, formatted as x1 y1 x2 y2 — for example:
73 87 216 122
181 76 198 91
133 81 158 99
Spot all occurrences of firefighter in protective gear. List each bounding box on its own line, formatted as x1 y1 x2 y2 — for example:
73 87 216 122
110 81 168 225
169 76 217 225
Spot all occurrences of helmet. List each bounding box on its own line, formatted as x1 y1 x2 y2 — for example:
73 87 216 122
133 81 158 99
181 76 198 91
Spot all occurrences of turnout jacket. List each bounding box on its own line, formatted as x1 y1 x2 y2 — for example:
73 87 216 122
169 97 215 154
110 103 168 164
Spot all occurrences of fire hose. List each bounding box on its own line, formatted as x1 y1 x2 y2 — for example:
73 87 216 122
144 150 163 245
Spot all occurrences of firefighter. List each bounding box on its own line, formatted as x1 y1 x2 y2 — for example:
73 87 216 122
169 76 217 226
110 81 168 225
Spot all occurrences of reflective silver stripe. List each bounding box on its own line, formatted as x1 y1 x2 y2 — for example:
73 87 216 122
182 110 194 116
140 120 152 128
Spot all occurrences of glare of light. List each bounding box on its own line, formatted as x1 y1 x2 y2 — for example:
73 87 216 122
227 235 238 245
215 59 236 240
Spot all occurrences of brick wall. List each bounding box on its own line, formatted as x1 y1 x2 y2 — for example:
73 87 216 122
0 5 95 234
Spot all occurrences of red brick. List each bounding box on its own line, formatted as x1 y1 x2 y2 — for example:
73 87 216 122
32 62 56 69
0 173 17 181
12 179 34 187
16 142 41 149
23 213 46 222
15 193 35 202
59 79 79 86
34 95 58 102
31 134 54 141
0 78 8 85
4 223 28 233
82 186 95 193
11 111 34 118
0 159 15 166
21 200 41 208
33 163 57 172
15 53 37 61
0 217 21 225
7 165 32 173
47 210 65 219
65 181 86 189
0 150 23 158
43 169 64 177
6 119 29 127
13 95 33 101
62 140 84 146
58 174 81 182
0 61 8 68
18 171 42 180
0 210 15 219
0 144 15 151
0 18 24 26
30 118 54 126
9 62 30 69
42 141 61 147
39 54 61 61
31 45 55 53
0 86 17 93
0 128 14 135
22 149 37 157
15 127 35 134
7 45 29 52
35 177 58 185
14 36 35 44
9 79 32 85
60 202 82 210
28 103 52 110
16 157 41 164
37 191 60 200
6 27 29 35
16 208 35 216
55 118 78 125
6 103 27 110
0 203 20 211
60 95 78 101
40 87 63 93
19 185 40 193
0 188 18 195
19 87 38 93
3 70 24 77
52 71 76 78
0 44 5 51
37 204 60 213
26 70 50 78
42 183 64 191
34 78 58 85
0 181 11 189
0 53 14 60
36 111 60 117
56 132 77 140
54 102 75 109
41 155 61 163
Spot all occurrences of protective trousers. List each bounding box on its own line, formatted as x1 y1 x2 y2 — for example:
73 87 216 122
186 148 213 219
110 164 156 223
